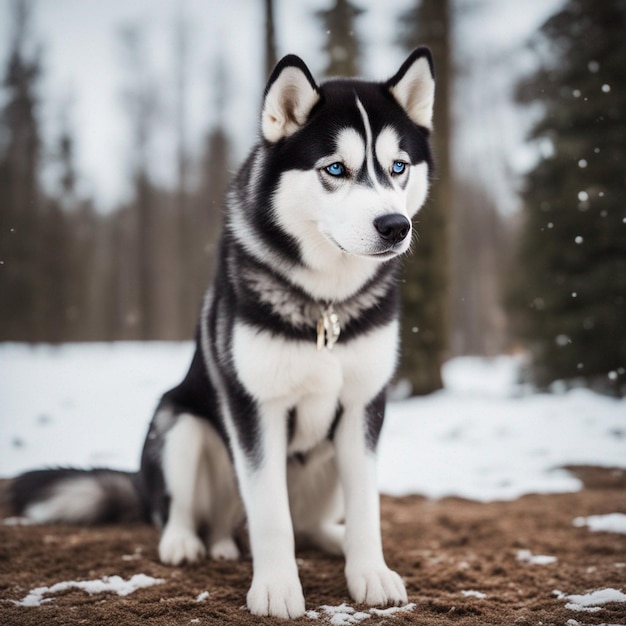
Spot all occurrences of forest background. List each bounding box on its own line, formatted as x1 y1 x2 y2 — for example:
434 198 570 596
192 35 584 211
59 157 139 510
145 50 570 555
0 0 624 397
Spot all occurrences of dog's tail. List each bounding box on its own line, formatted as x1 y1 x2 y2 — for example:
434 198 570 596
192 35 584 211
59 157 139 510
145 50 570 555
4 468 144 524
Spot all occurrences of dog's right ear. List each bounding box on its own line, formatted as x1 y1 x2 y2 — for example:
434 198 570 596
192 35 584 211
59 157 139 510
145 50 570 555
262 55 320 143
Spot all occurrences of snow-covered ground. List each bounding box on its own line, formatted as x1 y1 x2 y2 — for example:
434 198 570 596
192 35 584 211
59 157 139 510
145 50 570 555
1 342 625 502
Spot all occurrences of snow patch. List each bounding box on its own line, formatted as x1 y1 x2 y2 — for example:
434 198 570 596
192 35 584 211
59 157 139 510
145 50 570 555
573 513 626 535
516 549 557 565
1 346 625 503
3 517 35 526
315 603 415 624
320 604 370 625
370 602 416 616
554 588 626 613
12 574 164 607
461 590 487 599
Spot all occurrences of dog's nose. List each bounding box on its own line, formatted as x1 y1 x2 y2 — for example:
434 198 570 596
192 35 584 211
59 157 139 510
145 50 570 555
374 214 411 244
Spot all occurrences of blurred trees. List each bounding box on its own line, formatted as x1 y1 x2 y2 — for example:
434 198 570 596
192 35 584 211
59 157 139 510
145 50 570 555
4 0 621 399
316 0 364 78
0 0 43 341
509 0 626 394
0 0 231 342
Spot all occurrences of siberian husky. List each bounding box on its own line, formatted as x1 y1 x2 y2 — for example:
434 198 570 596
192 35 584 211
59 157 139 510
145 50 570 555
7 48 435 618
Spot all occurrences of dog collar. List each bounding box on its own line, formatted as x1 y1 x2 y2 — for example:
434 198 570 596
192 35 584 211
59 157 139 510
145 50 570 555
316 304 341 351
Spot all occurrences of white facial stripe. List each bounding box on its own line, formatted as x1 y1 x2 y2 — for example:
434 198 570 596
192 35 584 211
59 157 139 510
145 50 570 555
375 127 405 170
355 97 384 193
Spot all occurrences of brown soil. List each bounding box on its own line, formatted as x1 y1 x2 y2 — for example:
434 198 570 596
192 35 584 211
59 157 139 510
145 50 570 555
1 466 625 625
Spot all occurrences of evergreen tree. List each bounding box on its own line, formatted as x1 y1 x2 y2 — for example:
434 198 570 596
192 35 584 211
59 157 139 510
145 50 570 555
316 0 364 78
511 0 626 394
395 0 451 394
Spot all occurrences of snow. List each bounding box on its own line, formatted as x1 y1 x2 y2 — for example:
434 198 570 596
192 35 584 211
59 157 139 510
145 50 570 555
317 603 415 624
12 574 164 607
516 549 557 566
378 356 626 501
461 590 487 599
554 588 626 613
1 344 625 504
573 513 626 535
320 603 371 625
370 603 416 616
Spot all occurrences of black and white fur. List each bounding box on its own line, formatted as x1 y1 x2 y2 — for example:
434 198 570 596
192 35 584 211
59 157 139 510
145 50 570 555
6 48 435 619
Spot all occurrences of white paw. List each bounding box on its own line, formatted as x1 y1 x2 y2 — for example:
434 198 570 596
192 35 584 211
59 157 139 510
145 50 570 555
209 537 240 561
346 563 407 606
247 574 306 619
159 527 206 565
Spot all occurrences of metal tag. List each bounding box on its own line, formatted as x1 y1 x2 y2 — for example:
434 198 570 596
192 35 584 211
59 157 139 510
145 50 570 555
317 305 341 351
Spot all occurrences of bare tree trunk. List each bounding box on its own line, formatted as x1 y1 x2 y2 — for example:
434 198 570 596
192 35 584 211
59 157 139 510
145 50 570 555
264 0 277 77
396 0 451 394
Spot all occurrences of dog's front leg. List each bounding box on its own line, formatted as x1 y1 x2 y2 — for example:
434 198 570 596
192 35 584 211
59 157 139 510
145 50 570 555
334 400 408 607
235 402 305 619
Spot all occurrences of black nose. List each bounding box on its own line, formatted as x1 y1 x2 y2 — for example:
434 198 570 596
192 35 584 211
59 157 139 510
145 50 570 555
374 214 411 244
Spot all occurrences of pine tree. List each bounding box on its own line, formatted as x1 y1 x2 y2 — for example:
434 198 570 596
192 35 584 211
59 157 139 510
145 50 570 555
511 0 626 394
395 0 451 394
315 0 364 78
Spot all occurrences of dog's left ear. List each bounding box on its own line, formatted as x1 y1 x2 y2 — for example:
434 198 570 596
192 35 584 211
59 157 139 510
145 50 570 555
262 55 320 143
386 47 435 130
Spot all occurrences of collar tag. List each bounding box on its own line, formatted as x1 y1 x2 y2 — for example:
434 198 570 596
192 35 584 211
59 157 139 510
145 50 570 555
317 305 341 351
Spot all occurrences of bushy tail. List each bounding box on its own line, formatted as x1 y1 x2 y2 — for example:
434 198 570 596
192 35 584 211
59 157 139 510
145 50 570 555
4 468 143 524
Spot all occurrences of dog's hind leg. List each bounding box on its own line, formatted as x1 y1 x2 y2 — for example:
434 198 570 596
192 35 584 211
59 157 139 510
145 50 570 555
205 420 244 561
158 414 208 565
289 445 345 557
158 414 242 565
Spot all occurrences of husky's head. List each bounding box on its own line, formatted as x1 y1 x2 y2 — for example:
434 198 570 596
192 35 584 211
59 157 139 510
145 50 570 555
237 49 434 275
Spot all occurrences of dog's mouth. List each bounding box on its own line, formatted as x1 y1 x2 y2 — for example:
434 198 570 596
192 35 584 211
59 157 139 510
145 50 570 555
322 231 408 260
369 248 400 259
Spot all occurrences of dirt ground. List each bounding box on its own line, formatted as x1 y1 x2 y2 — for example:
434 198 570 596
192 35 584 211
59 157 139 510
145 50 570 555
1 466 625 625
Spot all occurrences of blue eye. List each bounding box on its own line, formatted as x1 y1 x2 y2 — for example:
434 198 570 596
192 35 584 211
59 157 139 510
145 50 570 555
392 161 407 175
325 162 345 177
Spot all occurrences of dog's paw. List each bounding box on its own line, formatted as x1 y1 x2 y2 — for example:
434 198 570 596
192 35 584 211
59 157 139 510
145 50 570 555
158 527 206 565
209 537 240 561
247 574 305 619
346 563 407 607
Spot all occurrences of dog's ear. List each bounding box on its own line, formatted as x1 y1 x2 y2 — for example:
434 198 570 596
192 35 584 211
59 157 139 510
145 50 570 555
386 47 435 130
262 55 319 143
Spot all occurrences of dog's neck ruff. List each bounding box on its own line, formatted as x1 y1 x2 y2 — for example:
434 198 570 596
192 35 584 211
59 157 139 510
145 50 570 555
316 304 341 351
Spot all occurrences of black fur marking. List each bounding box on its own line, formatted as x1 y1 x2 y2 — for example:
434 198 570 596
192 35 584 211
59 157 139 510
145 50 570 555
264 54 319 99
231 241 400 344
287 407 297 444
365 390 386 451
211 273 263 467
386 46 435 87
327 403 344 442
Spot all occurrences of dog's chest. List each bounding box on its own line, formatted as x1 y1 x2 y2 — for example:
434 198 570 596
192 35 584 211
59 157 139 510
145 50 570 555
232 320 399 452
